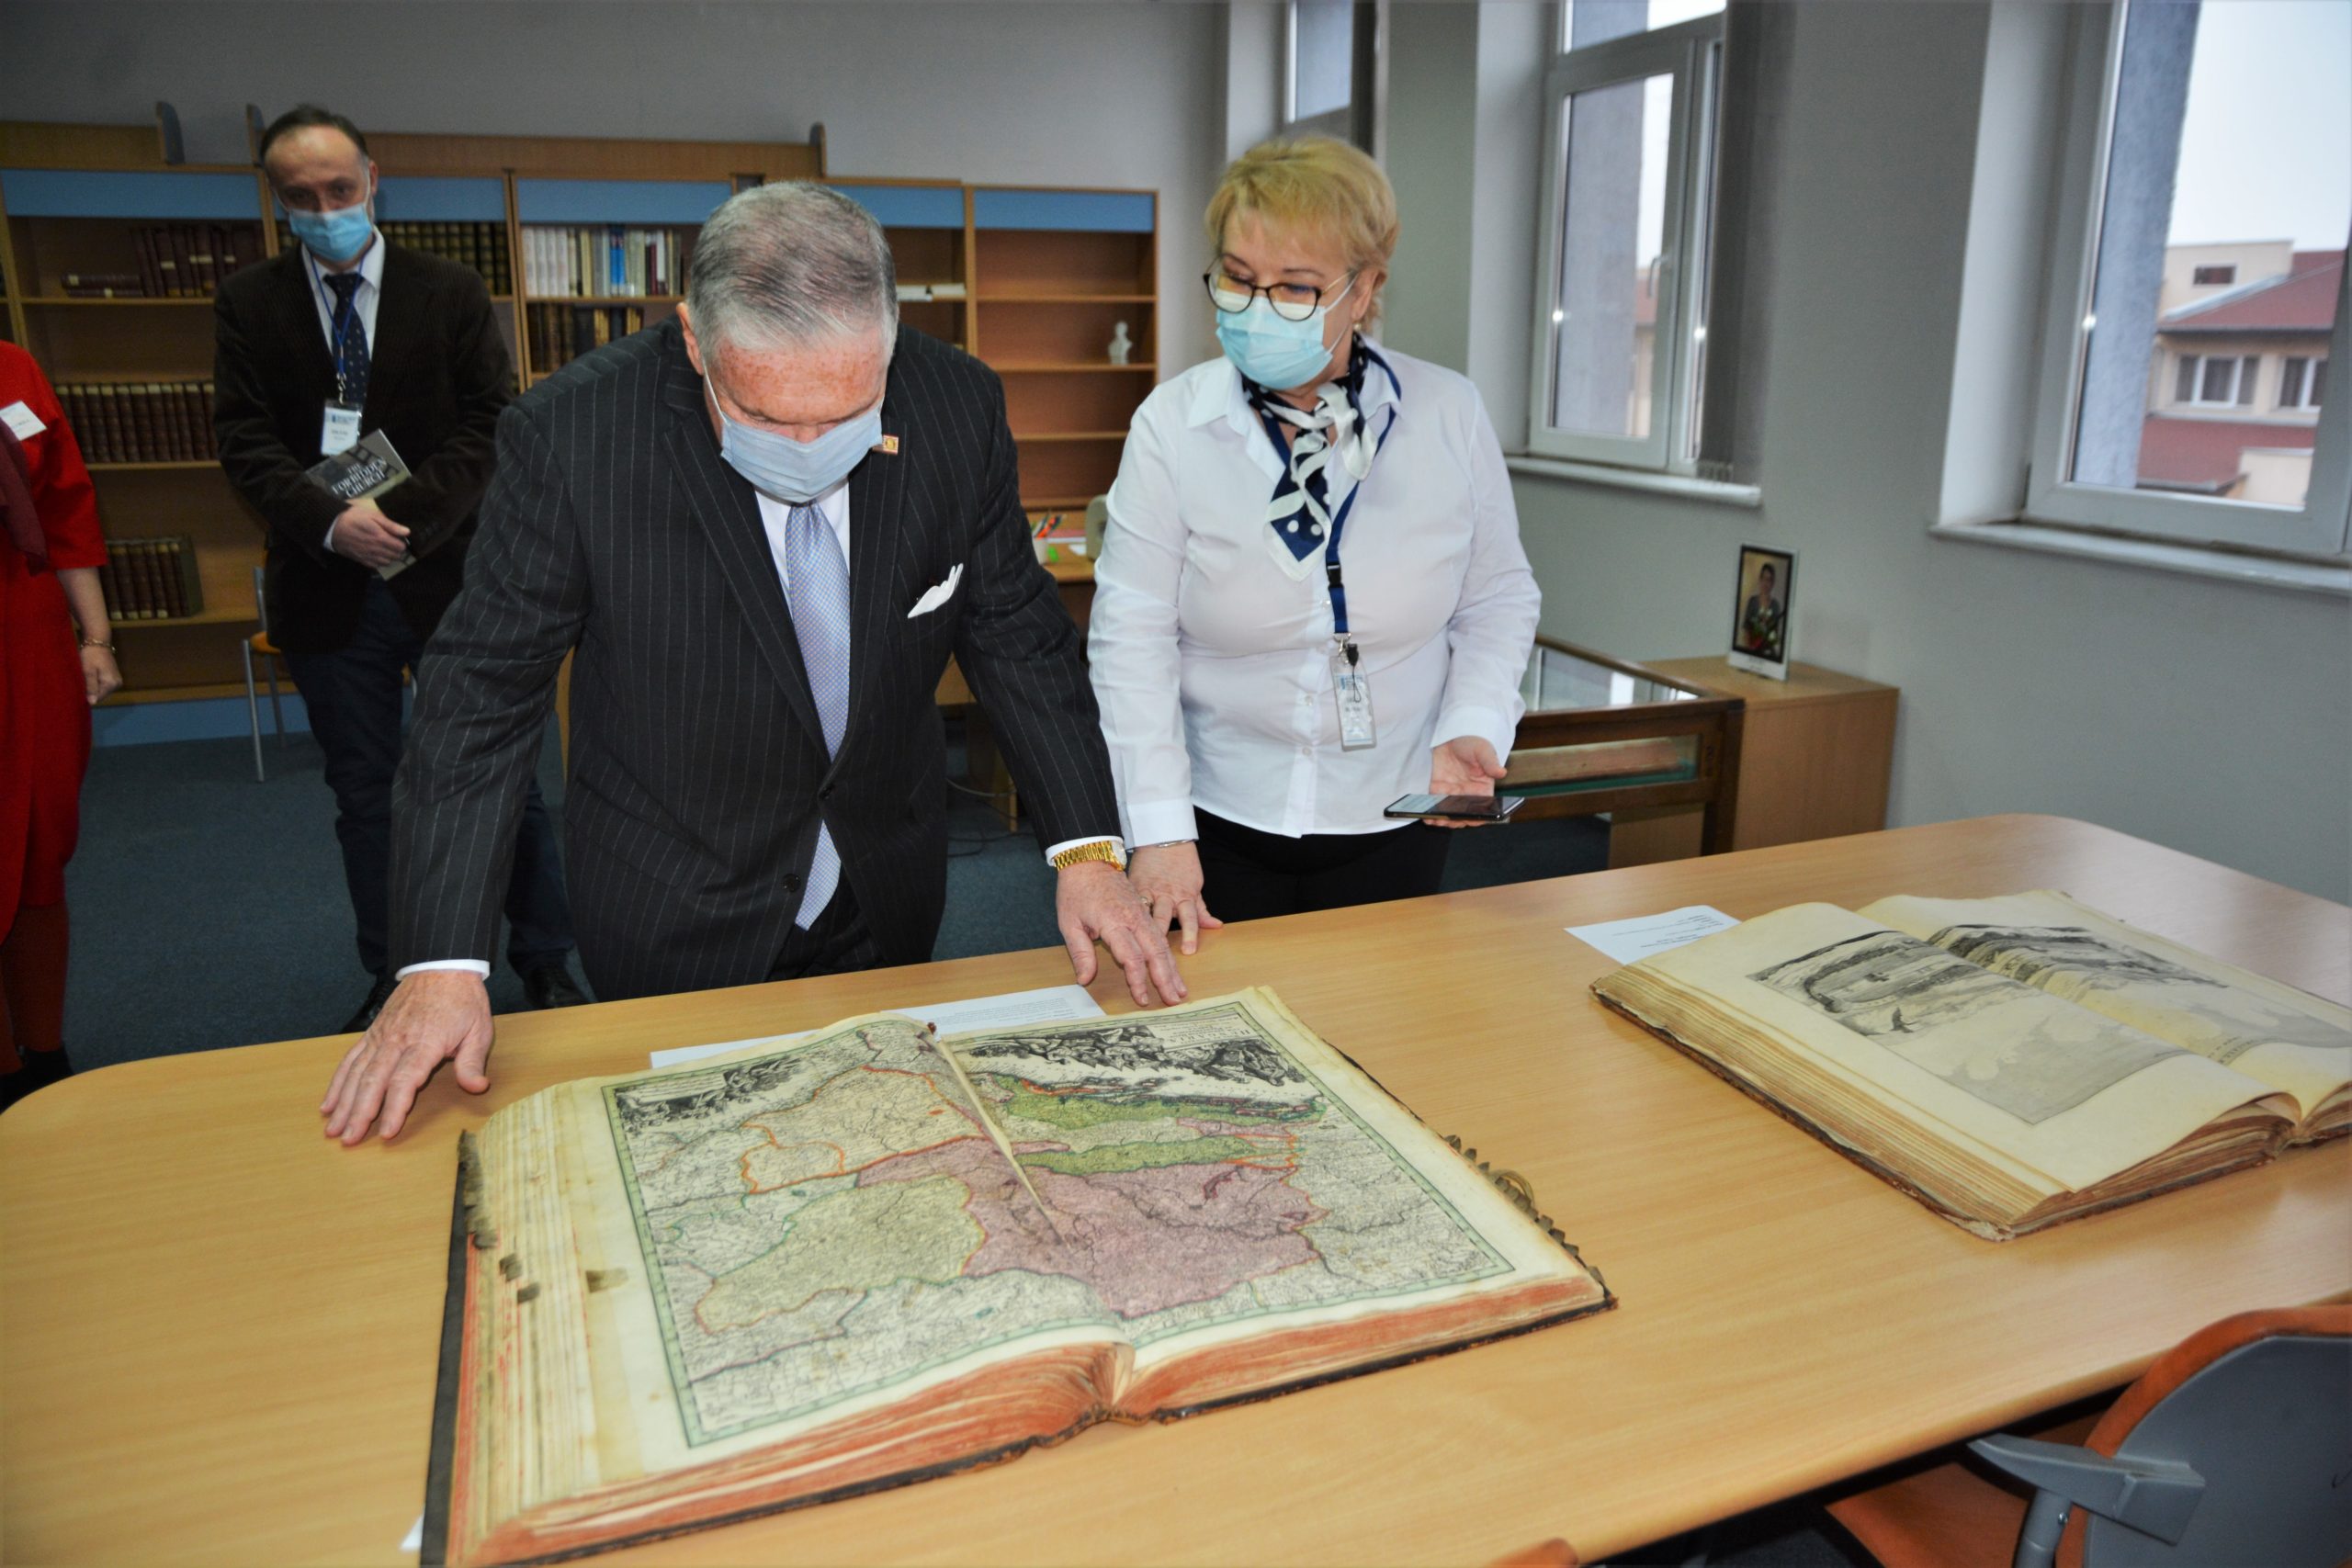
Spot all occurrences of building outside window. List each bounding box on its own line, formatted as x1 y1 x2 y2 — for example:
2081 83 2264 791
2030 0 2349 555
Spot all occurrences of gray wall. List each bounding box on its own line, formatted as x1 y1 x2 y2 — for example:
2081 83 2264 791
1494 1 2350 901
0 0 1229 367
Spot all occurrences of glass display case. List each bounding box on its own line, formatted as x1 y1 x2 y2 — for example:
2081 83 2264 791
1505 638 1744 852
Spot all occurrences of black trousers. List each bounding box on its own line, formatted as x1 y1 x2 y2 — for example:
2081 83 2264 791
286 576 575 978
1194 809 1452 922
767 884 885 981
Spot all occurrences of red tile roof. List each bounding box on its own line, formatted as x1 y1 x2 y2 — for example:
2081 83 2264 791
2137 415 2318 491
2162 251 2342 333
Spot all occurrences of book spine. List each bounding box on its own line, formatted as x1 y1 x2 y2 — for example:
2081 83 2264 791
129 539 161 619
97 557 126 621
174 536 203 617
100 383 131 465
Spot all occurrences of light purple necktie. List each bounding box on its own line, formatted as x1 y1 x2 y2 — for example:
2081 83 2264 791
786 503 851 928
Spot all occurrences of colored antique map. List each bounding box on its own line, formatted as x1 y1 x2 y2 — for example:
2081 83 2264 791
604 1002 1511 1446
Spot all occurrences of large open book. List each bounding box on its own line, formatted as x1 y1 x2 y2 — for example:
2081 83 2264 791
425 987 1608 1566
1592 891 2348 1240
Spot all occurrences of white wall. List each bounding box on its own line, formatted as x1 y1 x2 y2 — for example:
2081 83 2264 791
0 0 1230 368
1476 1 2351 901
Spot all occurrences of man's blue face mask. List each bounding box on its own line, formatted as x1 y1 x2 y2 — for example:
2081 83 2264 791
711 386 884 506
288 198 375 265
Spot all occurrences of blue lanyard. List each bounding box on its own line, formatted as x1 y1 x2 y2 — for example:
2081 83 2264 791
309 253 361 404
1252 350 1402 643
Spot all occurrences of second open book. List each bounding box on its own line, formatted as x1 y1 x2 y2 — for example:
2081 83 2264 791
1594 890 2349 1240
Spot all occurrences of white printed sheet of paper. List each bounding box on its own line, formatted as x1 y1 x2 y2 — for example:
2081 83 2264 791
646 984 1105 1069
1566 905 1741 965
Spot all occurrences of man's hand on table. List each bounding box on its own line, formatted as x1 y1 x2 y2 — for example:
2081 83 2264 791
1057 860 1189 1009
322 970 495 1145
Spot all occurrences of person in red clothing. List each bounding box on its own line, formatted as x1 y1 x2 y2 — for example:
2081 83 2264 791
0 341 120 1111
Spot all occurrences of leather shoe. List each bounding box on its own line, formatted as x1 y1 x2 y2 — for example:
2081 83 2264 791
340 972 399 1034
522 963 588 1010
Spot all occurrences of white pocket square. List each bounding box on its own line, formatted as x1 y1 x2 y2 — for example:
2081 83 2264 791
906 564 964 618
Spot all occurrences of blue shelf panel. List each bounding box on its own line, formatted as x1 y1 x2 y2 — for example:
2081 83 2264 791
514 178 730 226
831 183 965 231
373 176 507 223
974 189 1154 233
1 169 261 221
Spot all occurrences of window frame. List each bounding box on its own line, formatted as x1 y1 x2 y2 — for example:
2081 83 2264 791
2027 2 2351 556
1525 13 1723 472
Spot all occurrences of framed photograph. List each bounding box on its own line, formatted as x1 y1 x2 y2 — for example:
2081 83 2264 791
1726 545 1794 680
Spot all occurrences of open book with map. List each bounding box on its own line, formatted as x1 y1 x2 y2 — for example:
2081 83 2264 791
424 987 1608 1566
1592 890 2348 1241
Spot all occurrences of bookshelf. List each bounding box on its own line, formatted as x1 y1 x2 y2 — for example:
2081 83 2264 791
969 186 1158 517
0 161 275 698
0 122 1159 706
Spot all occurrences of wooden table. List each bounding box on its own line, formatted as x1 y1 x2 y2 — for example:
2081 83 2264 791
5 816 2346 1566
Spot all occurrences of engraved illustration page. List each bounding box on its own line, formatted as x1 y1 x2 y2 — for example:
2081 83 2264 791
1621 905 2291 1195
1863 892 2350 1127
942 987 1600 1388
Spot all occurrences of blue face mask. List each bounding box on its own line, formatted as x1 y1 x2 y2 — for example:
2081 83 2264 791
288 198 375 265
1214 277 1355 391
712 388 883 505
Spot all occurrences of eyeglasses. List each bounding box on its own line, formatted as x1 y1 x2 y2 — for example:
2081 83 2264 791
1203 267 1356 323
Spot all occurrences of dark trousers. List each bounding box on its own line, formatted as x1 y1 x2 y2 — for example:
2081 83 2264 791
767 884 884 981
1195 808 1453 922
286 577 575 978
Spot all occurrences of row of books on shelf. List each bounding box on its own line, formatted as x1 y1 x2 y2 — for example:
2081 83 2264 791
58 223 265 299
98 535 207 621
276 220 514 293
57 380 216 464
522 225 694 299
527 303 653 371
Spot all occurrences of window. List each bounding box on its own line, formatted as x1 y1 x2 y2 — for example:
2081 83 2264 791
2177 353 2260 407
2030 1 2350 555
2280 355 2326 411
1528 4 1725 472
1286 1 1374 143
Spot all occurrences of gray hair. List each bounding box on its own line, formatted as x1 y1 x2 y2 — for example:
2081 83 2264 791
686 182 898 367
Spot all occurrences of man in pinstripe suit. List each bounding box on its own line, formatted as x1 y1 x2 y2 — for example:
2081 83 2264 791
321 184 1182 1145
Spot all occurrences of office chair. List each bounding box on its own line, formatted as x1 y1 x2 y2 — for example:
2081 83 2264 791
240 564 288 782
1826 1304 2352 1568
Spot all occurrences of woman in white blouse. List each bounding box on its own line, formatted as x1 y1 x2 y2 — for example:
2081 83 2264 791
1089 138 1540 944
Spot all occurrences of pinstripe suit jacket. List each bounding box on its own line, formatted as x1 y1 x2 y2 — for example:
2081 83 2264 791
387 320 1119 1000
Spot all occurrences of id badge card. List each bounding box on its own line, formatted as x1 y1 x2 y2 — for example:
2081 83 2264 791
320 401 363 457
1331 641 1376 750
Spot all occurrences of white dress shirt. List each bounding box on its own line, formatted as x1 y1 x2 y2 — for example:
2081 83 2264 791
1088 343 1540 845
398 464 1113 982
308 232 385 554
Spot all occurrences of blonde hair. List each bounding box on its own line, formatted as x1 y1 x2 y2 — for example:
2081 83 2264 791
1205 138 1399 324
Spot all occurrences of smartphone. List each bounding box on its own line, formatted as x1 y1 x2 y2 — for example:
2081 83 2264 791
1383 793 1524 822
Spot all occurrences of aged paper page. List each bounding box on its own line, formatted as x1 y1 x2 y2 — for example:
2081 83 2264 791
1631 905 2286 1194
944 987 1594 1375
1864 891 2350 1123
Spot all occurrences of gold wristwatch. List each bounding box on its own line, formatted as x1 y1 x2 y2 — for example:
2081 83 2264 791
1049 840 1127 872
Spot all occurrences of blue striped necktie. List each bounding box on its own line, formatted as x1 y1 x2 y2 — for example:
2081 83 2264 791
786 502 851 928
322 270 370 407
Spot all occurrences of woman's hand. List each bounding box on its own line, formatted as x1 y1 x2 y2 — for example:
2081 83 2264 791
80 643 121 705
1128 841 1224 954
1428 736 1507 828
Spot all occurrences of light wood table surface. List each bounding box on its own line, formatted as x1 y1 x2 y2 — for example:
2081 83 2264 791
5 815 2346 1566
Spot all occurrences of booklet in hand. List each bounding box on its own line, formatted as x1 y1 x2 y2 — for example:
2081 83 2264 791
307 430 416 580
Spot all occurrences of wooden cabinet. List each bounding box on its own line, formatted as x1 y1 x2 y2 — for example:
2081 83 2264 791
1608 656 1898 867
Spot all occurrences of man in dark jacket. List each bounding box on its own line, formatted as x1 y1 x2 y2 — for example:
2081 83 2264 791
216 105 580 1031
